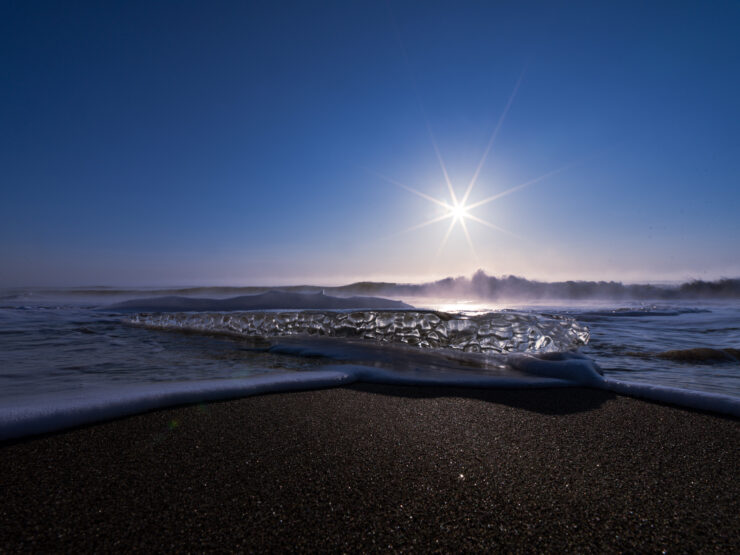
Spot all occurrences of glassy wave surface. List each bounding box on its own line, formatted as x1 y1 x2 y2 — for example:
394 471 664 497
127 310 589 354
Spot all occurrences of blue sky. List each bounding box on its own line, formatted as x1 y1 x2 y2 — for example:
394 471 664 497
1 0 739 286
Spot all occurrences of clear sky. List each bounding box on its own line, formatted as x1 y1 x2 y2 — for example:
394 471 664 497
1 0 739 287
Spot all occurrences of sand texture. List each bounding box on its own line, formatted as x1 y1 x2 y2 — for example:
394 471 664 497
1 385 739 552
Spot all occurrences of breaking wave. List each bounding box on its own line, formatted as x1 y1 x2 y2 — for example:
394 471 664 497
126 310 590 354
108 291 411 312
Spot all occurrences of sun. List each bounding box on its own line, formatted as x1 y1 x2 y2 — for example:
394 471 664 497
371 149 570 257
369 72 572 257
450 202 469 222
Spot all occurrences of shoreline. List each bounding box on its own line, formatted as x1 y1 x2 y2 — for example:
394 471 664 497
2 385 739 551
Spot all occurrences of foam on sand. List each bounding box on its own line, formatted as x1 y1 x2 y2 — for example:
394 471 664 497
0 371 355 442
0 355 584 442
1 347 737 442
603 379 740 417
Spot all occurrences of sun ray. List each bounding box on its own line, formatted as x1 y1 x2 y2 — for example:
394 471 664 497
394 212 453 237
426 121 458 205
436 217 457 256
385 6 459 208
461 69 526 206
467 163 574 211
379 21 559 258
459 216 477 258
465 213 522 240
368 68 575 257
367 169 452 210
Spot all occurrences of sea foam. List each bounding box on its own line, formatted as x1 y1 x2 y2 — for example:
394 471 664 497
1 355 736 442
0 354 591 442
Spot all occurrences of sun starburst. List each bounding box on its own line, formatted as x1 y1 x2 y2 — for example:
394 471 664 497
450 202 469 222
372 72 573 257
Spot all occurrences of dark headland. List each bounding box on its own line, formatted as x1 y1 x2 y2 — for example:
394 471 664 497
1 385 738 552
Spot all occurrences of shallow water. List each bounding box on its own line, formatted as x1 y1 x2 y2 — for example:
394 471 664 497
0 290 738 439
574 302 740 394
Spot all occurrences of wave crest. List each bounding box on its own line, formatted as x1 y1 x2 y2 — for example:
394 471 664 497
656 348 740 363
126 310 590 354
108 291 411 312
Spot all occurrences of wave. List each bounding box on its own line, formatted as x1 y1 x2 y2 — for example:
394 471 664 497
622 348 740 364
2 354 737 442
108 291 411 312
655 348 740 363
576 307 713 322
126 309 590 354
603 379 740 417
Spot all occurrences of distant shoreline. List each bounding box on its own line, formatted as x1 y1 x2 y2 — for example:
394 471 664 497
4 272 740 301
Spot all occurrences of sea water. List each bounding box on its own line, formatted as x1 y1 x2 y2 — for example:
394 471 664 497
1 288 738 440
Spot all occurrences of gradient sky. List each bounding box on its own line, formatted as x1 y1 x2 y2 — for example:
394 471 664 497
2 0 739 287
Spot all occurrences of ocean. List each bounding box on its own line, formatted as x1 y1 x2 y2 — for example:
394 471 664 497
1 287 738 440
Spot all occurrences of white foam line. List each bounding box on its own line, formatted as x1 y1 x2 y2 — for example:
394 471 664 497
0 358 596 442
2 362 737 442
602 379 740 418
0 371 356 442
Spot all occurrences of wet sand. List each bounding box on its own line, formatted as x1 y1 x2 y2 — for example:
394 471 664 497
1 385 738 552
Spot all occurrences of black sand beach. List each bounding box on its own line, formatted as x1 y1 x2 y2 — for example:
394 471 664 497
1 385 738 552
